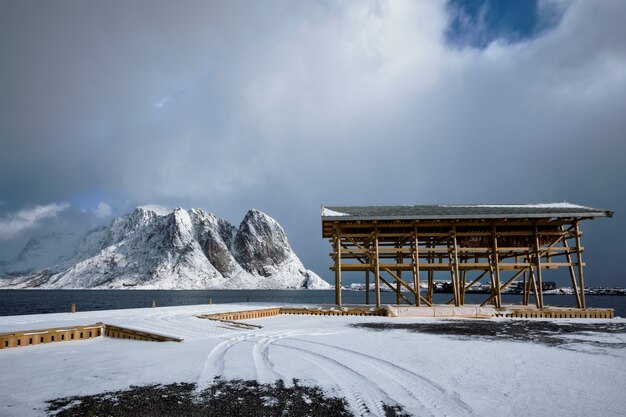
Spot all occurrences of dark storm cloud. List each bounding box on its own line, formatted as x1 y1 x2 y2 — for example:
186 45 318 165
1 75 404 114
1 1 625 285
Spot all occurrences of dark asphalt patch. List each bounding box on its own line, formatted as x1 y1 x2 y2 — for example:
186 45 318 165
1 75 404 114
352 320 626 350
46 379 410 417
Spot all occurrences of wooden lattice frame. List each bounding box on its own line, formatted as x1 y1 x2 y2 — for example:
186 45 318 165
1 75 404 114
323 217 593 309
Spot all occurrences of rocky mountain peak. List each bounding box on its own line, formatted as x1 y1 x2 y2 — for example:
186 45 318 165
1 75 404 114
233 209 291 276
0 206 329 290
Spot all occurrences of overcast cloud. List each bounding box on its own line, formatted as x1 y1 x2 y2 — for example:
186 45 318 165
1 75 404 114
1 0 625 285
0 202 69 238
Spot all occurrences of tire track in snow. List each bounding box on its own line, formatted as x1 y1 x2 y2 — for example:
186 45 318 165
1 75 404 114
251 330 338 384
252 334 282 383
248 330 471 416
197 328 472 417
272 342 387 417
285 337 474 416
197 330 306 390
197 332 256 389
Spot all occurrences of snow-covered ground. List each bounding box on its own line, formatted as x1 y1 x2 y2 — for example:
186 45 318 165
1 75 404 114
1 303 625 416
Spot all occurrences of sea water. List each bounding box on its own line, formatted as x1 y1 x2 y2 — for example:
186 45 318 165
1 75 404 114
1 290 625 317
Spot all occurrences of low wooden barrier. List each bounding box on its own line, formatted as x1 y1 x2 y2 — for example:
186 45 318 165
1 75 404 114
104 324 184 342
280 307 388 317
196 306 388 324
197 308 281 321
0 323 182 350
197 305 614 326
502 308 614 319
0 323 103 350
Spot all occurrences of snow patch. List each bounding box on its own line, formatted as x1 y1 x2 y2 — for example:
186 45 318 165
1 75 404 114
322 208 350 217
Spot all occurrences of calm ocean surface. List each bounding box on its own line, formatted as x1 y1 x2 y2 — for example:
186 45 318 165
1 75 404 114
1 290 624 317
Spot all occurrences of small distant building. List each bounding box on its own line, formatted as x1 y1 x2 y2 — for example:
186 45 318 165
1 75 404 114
321 203 613 309
542 281 558 291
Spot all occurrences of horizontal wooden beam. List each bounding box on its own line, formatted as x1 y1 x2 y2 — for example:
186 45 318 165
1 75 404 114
333 247 583 255
331 262 583 271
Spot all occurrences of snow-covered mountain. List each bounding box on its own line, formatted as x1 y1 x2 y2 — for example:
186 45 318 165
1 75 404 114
0 207 329 290
0 232 77 276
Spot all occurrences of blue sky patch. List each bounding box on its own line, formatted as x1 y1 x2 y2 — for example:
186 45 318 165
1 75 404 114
445 0 564 48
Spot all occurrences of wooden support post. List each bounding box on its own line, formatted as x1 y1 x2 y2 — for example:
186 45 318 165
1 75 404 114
375 228 381 308
208 298 213 305
152 300 156 308
396 239 402 305
460 268 467 305
365 270 370 305
522 266 528 305
491 224 502 308
533 223 544 308
427 240 434 304
447 241 459 307
528 263 541 308
335 223 342 307
562 226 582 308
70 303 76 313
412 227 420 306
452 226 461 306
488 264 496 306
574 221 586 309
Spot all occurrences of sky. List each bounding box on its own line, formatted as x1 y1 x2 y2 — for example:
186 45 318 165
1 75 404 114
1 0 625 286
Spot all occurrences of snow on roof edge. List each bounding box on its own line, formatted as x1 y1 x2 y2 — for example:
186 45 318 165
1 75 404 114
322 207 350 217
